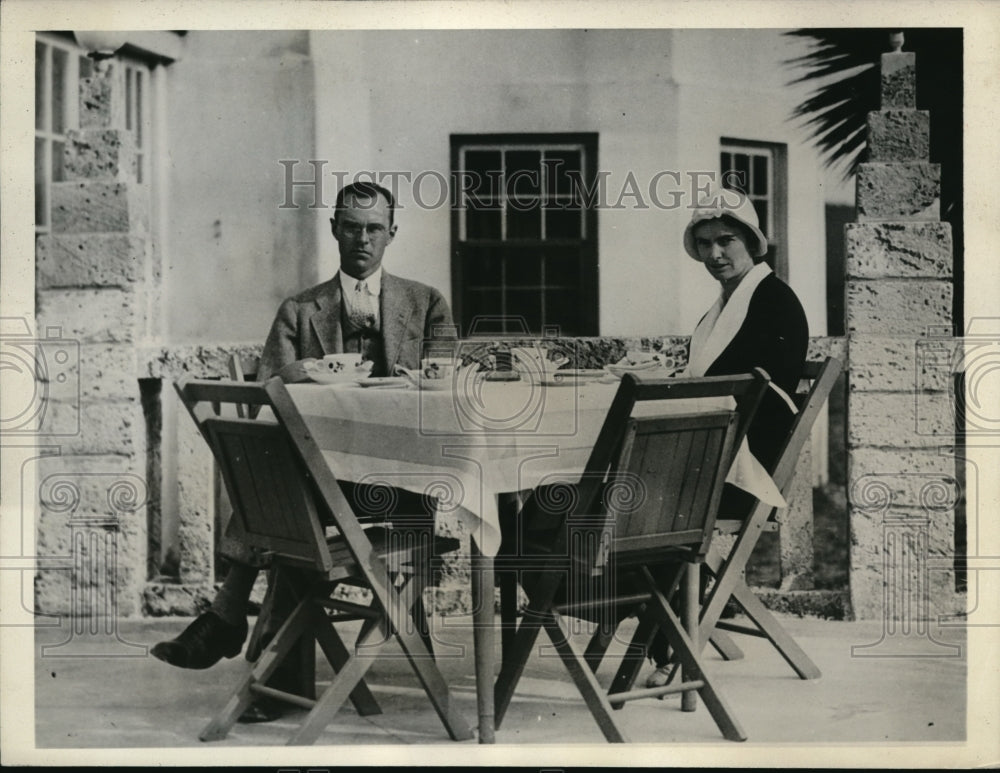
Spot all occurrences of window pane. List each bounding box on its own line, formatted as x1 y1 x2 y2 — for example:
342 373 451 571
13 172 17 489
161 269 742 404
505 254 541 287
544 248 580 286
506 204 540 240
136 70 144 148
545 289 580 336
35 42 47 130
35 137 47 226
752 154 769 196
136 151 144 184
544 150 581 196
51 47 68 134
126 68 133 131
731 153 750 194
464 290 505 331
504 289 542 333
52 140 65 182
754 199 768 234
465 207 501 240
464 247 502 286
545 206 581 239
720 151 732 179
506 150 541 199
79 55 92 79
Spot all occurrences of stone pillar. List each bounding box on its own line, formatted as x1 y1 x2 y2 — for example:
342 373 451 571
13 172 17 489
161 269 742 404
35 58 155 620
845 47 958 622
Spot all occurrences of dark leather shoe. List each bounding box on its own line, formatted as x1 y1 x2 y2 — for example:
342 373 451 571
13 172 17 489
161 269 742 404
150 611 248 670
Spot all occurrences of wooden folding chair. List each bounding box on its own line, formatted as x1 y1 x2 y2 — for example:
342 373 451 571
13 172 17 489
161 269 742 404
493 372 764 743
600 357 843 694
498 368 771 669
175 376 474 745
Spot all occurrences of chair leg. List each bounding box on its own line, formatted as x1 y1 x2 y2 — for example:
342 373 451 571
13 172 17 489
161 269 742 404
640 567 746 742
681 562 699 713
200 597 314 742
493 571 564 728
543 611 627 743
729 581 822 679
289 612 390 745
709 629 746 661
311 609 383 716
499 571 519 668
608 615 657 702
387 576 474 741
583 624 613 674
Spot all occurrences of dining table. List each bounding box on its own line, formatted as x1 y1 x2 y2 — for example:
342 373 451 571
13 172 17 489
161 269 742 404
285 369 785 743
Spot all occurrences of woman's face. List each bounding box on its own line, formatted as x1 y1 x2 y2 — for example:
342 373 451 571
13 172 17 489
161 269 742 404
692 218 756 288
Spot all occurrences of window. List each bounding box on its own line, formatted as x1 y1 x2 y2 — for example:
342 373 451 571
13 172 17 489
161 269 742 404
35 34 152 234
720 139 788 280
451 134 599 336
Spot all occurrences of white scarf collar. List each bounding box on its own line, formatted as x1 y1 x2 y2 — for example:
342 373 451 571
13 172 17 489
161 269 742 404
686 262 772 377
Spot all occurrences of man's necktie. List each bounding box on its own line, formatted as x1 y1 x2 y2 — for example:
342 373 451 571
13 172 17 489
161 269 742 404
349 279 379 331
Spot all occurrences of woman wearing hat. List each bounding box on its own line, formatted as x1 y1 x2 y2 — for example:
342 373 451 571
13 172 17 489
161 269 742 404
644 189 809 688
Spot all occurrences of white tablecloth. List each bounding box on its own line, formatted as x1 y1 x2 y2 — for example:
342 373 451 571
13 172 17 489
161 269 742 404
286 379 784 557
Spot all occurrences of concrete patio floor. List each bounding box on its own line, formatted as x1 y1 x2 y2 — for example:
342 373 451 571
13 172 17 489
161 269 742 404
26 611 983 767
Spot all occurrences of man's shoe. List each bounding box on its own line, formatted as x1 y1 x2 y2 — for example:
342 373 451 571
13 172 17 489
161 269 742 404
150 611 248 670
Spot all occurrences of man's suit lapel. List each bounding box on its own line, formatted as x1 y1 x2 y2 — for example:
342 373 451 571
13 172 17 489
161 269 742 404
381 272 415 372
309 279 345 355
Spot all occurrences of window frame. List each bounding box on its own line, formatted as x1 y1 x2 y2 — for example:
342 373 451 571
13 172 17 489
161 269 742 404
720 138 789 280
450 132 600 337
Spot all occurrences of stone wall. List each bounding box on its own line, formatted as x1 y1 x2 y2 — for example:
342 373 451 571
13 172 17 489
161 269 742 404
845 49 959 623
34 59 156 621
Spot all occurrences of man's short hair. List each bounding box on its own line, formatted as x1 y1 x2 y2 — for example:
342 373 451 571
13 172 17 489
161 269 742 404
334 181 396 227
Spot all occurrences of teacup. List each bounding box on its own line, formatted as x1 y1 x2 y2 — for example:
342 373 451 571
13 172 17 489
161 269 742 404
421 357 459 381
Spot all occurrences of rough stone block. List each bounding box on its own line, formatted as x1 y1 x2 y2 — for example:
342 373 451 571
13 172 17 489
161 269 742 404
856 163 940 221
881 52 916 108
848 458 959 513
63 129 137 181
846 280 952 336
176 414 217 584
36 234 148 289
849 504 956 621
845 222 952 279
866 109 930 162
848 390 955 448
39 400 145 457
849 335 954 392
51 181 149 234
38 454 147 524
37 287 144 344
142 582 215 617
80 59 126 130
777 442 814 590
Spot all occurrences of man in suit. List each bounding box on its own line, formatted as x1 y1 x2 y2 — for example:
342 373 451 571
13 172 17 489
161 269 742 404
258 180 454 383
151 182 454 716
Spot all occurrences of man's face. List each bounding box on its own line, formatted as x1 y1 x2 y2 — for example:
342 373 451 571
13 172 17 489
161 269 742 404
692 218 755 287
332 192 397 280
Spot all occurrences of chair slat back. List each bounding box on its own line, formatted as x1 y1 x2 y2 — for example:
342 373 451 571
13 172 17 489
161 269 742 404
174 376 334 574
561 370 766 573
205 416 332 570
606 410 738 560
